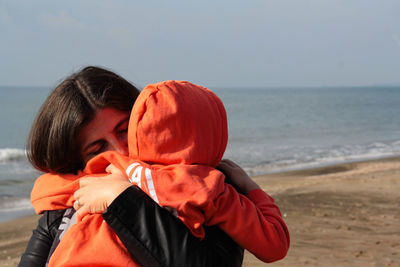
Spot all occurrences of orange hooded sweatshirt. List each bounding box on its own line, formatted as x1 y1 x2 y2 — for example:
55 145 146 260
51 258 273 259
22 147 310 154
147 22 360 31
31 81 289 266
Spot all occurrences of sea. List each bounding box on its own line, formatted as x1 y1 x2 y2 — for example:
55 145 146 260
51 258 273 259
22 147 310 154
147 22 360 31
1 85 400 223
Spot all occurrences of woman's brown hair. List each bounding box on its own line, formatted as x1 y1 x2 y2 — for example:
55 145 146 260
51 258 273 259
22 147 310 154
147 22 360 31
26 66 140 174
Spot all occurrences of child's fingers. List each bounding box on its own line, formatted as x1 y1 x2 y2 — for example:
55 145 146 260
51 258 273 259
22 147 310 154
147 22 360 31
106 164 123 175
105 164 115 173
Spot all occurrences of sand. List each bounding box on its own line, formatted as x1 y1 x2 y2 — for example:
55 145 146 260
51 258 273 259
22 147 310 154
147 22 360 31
1 157 399 266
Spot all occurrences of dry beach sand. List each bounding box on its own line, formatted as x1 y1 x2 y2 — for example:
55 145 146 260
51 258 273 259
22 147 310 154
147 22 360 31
1 157 399 266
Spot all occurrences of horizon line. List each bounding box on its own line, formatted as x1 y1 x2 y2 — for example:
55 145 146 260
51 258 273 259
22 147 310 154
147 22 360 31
1 83 400 90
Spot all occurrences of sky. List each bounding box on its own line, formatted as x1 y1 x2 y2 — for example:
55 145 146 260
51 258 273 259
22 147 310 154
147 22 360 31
1 0 400 88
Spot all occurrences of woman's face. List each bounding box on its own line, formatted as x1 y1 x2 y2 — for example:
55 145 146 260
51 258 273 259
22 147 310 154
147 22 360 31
79 108 130 163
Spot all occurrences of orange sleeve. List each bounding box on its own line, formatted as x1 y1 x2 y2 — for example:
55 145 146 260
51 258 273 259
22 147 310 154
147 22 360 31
31 172 83 213
92 152 290 262
204 186 290 263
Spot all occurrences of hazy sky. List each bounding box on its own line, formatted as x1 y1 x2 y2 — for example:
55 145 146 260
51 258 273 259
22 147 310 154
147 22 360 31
1 0 400 88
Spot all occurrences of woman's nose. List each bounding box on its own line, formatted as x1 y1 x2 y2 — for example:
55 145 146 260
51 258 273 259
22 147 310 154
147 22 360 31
115 143 129 156
109 138 129 156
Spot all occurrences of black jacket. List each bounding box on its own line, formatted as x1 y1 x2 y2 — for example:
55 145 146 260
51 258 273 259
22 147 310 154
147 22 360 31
19 186 244 267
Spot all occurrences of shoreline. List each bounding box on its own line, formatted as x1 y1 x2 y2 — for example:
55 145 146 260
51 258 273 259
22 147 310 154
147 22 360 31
255 154 400 175
1 156 400 266
1 154 399 224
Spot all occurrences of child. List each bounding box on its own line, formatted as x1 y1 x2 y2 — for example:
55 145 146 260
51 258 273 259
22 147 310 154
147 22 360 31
31 80 289 266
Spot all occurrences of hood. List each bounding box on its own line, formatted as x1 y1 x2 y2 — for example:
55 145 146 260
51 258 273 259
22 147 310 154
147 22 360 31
128 80 228 167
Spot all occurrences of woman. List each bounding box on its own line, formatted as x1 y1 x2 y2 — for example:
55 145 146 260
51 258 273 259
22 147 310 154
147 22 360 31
19 66 246 266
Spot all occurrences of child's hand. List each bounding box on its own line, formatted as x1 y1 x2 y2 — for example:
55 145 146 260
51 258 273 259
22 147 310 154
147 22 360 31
73 164 132 221
217 159 260 195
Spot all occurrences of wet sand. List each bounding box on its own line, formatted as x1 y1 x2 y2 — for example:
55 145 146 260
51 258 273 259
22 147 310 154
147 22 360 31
1 157 399 266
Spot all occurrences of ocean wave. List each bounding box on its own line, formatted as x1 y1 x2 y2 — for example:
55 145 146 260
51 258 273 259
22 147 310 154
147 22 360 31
392 140 400 146
236 140 400 176
0 197 32 211
0 148 27 163
0 197 35 223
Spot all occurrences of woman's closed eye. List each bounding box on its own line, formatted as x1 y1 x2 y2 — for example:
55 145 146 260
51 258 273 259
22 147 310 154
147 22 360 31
86 142 107 158
116 122 128 142
116 120 129 135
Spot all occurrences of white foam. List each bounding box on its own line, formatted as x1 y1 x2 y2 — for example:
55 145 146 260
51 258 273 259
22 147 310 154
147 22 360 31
238 140 400 176
392 140 400 146
0 204 35 223
0 197 32 211
0 148 26 162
